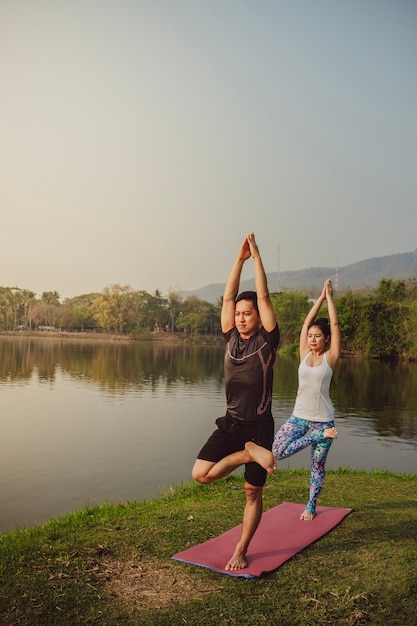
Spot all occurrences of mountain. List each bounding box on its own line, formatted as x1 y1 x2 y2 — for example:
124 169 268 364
181 250 417 303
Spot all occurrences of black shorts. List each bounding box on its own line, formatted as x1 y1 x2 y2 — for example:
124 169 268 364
197 413 275 487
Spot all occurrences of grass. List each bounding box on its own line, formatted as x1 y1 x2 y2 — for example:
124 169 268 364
1 469 416 625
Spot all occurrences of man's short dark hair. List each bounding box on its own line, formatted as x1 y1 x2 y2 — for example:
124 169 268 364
235 291 259 314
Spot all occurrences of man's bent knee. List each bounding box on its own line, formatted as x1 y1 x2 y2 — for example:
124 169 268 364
192 472 212 485
192 459 215 484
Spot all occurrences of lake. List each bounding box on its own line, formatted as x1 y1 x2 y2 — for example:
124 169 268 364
0 337 416 533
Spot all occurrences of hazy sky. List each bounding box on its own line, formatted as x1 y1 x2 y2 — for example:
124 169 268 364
2 1 416 300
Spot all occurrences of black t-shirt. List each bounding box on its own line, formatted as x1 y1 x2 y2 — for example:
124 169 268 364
223 324 280 422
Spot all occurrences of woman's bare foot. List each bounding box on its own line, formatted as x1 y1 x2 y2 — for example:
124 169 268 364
324 427 338 439
225 547 248 571
244 441 276 473
300 509 315 521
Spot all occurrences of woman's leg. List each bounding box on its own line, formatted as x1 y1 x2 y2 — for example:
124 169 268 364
302 421 335 519
272 416 316 459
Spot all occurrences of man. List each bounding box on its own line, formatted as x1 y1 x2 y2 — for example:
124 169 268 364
192 232 280 571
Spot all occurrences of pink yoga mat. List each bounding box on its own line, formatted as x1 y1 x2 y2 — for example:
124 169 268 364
172 501 352 578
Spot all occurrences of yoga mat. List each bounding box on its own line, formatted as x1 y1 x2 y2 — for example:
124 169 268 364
172 501 352 578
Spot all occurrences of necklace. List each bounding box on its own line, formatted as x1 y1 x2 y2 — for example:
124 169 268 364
228 341 267 362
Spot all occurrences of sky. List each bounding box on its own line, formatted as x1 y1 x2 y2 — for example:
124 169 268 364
1 1 416 300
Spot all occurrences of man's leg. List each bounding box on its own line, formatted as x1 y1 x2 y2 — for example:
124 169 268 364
244 441 276 471
225 482 263 571
192 443 276 485
192 449 252 484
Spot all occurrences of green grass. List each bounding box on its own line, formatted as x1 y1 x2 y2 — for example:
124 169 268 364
1 469 416 625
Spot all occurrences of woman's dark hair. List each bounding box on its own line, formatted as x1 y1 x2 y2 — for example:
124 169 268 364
308 317 330 338
235 291 259 314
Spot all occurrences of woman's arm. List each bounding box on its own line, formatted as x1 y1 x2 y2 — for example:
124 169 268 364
299 282 326 358
325 281 341 368
299 279 339 360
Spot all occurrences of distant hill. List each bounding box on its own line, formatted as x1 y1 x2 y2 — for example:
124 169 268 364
181 250 417 303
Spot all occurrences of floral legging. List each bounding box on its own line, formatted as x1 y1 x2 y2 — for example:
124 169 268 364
272 415 335 514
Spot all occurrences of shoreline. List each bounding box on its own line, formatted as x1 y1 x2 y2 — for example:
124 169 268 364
1 468 416 625
1 332 414 358
0 330 224 345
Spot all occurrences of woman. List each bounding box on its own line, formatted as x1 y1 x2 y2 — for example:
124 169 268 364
246 278 341 520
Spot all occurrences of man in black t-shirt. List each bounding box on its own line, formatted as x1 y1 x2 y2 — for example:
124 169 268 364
192 233 280 571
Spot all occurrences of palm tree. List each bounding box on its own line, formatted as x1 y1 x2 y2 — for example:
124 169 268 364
41 291 61 327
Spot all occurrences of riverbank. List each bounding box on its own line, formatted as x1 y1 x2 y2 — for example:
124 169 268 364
3 331 417 357
0 330 223 345
1 469 416 625
0 330 135 342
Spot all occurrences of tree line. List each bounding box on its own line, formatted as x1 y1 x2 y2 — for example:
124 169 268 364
1 278 416 359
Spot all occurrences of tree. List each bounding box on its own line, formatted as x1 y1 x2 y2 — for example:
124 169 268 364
167 290 183 333
150 289 168 332
357 279 409 358
92 285 137 333
175 296 218 336
41 291 60 305
336 290 363 350
270 291 310 347
40 291 61 328
405 283 417 360
21 290 37 330
0 288 18 330
133 290 166 332
57 294 98 331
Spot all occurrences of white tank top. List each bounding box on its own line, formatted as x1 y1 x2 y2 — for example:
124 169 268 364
292 352 334 422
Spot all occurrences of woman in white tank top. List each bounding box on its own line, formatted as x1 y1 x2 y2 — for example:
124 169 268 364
246 279 341 520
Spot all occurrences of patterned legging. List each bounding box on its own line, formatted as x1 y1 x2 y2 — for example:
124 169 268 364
272 415 335 514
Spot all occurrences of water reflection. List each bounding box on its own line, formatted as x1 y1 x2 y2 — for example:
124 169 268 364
333 358 417 441
0 337 416 533
0 337 225 390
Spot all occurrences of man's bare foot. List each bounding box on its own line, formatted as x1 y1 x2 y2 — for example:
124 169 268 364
245 441 276 473
225 548 248 571
324 427 338 439
300 509 315 521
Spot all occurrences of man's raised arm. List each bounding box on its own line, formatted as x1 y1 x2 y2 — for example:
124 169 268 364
221 236 251 333
247 233 277 332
